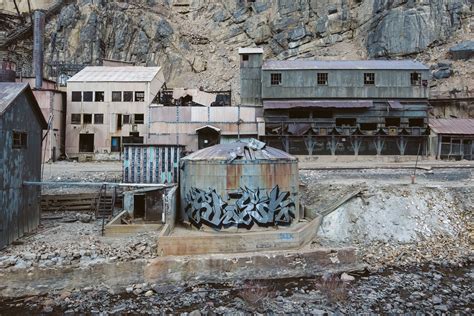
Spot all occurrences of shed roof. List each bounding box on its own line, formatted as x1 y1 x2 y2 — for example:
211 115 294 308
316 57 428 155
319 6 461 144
239 47 264 54
429 119 474 135
0 82 48 128
182 141 296 161
68 66 162 82
263 100 373 109
262 60 429 71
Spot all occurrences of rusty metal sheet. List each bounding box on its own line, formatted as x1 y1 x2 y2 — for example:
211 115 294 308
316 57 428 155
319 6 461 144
262 60 429 71
263 100 373 109
429 119 474 135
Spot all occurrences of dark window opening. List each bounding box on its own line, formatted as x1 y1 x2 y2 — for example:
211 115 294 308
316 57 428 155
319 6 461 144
409 118 424 127
123 114 131 124
271 73 282 85
364 73 375 85
123 132 144 144
117 114 122 130
12 131 27 149
95 91 104 102
79 134 94 153
360 123 377 131
134 113 144 124
83 91 93 102
313 109 333 118
94 114 104 124
71 91 82 102
289 109 311 119
83 114 92 124
317 73 328 85
336 118 356 126
71 113 81 124
135 91 145 102
111 137 121 152
134 195 146 218
410 72 421 86
385 117 401 127
112 91 122 102
123 91 133 102
242 54 249 61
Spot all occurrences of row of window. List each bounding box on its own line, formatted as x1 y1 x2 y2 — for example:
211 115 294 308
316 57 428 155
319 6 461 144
269 72 423 86
71 113 144 125
71 91 145 102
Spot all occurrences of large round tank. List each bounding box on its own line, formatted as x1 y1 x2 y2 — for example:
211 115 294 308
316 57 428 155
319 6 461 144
180 141 299 230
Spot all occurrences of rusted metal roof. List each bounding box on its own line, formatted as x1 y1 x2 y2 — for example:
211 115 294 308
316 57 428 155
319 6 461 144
263 100 373 109
68 66 162 82
429 119 474 135
182 141 296 161
262 60 429 71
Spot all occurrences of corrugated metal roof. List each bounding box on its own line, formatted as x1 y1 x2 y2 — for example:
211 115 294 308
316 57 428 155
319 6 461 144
262 60 429 71
263 100 373 109
182 141 296 161
429 119 474 135
67 66 162 82
0 82 28 113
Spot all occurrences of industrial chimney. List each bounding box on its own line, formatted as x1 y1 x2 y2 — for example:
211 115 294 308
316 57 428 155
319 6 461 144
33 10 45 89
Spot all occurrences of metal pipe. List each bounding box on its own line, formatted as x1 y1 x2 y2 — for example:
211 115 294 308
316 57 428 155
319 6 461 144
33 10 45 89
23 181 174 188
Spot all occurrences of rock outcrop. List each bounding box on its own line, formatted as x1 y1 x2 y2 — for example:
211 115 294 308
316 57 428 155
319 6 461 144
1 0 472 101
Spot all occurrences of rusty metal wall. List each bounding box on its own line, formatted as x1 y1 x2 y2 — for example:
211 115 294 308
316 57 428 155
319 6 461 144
122 145 183 184
180 159 299 229
0 92 42 249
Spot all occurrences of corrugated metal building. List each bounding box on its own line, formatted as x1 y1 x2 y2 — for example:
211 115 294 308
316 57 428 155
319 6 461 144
239 49 431 155
0 83 47 249
429 119 474 160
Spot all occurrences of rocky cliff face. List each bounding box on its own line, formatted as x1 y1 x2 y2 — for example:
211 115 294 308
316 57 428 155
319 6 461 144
3 0 473 101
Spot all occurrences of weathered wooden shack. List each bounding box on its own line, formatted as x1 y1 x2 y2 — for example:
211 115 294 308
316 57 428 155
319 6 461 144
239 49 431 155
0 83 47 249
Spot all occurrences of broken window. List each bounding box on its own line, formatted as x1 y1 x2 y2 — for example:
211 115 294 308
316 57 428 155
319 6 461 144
410 72 421 86
12 131 27 149
123 91 133 102
111 137 121 152
71 91 82 102
364 73 375 85
83 91 93 102
83 113 92 124
336 118 356 126
135 91 145 102
112 91 122 102
313 109 333 118
360 123 377 130
317 73 328 85
385 117 401 127
289 109 311 119
409 118 424 127
134 113 144 124
71 114 81 124
123 114 131 124
94 114 104 124
270 73 282 85
95 91 104 102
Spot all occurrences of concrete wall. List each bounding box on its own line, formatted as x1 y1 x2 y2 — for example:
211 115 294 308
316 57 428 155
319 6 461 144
65 71 165 157
261 69 430 99
0 92 42 249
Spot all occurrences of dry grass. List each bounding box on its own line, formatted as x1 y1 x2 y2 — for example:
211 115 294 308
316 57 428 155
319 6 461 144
237 280 275 309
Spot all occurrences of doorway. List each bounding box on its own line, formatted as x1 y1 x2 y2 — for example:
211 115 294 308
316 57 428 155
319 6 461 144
79 134 94 152
196 125 220 149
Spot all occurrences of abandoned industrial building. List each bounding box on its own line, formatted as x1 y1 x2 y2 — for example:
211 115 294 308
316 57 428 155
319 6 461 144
239 48 431 156
0 82 47 249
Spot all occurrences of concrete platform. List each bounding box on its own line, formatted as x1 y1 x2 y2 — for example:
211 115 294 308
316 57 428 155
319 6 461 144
157 216 322 256
105 210 163 237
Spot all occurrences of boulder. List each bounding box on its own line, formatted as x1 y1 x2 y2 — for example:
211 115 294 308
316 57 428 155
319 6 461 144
449 41 474 60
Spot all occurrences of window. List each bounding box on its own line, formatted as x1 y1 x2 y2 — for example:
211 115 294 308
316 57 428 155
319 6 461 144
385 117 401 127
123 114 131 124
83 91 93 102
112 91 122 102
409 118 424 127
83 114 92 124
410 72 421 86
270 73 282 85
95 91 104 102
134 113 144 124
123 91 133 102
94 114 104 124
71 91 82 102
71 114 81 124
242 54 249 61
336 118 356 126
317 73 328 85
135 91 145 102
364 73 375 85
12 131 27 149
360 123 377 131
111 137 121 152
289 109 310 119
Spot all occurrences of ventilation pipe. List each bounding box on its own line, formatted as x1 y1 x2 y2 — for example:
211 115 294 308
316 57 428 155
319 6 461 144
33 10 45 89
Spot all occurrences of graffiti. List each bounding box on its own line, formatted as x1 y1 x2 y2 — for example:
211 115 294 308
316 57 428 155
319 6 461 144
185 185 295 229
